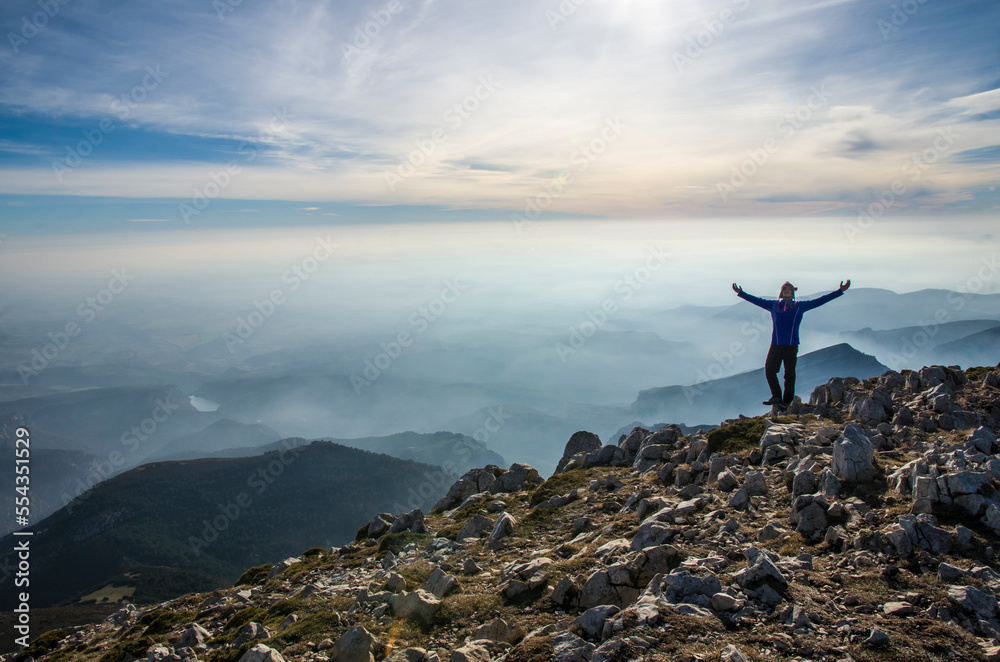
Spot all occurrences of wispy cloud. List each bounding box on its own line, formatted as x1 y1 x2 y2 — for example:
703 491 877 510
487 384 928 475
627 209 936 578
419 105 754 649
0 0 996 218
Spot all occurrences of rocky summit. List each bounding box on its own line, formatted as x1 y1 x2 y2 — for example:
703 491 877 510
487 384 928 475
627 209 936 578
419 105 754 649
12 364 1000 662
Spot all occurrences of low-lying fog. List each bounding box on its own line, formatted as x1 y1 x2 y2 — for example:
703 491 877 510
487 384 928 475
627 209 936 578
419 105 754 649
2 217 998 472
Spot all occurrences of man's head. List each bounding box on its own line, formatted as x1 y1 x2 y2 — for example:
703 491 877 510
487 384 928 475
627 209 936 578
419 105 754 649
779 281 797 300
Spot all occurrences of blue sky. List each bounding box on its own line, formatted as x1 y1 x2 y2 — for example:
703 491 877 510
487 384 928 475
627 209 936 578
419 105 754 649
0 0 998 231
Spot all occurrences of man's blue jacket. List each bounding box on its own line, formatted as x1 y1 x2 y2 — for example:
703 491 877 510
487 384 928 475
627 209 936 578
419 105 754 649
738 289 843 346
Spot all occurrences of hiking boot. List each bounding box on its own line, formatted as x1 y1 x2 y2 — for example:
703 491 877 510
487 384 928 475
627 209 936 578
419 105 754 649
762 397 782 406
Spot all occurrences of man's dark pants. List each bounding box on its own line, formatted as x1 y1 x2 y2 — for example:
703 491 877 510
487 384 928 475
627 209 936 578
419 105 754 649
765 344 798 404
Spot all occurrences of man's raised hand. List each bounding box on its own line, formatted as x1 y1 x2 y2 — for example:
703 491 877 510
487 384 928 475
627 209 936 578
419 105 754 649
840 280 851 292
732 283 742 294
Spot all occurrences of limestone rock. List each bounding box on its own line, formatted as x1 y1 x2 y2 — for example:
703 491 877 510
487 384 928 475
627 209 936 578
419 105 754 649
449 641 492 662
487 512 517 550
551 631 596 662
832 424 876 483
390 590 441 626
233 622 269 647
433 466 502 512
490 463 542 494
238 645 287 662
733 547 786 591
331 626 378 662
573 605 620 640
456 515 495 541
390 509 427 534
470 618 523 644
386 572 407 593
422 567 458 598
720 645 749 662
556 431 603 474
267 557 301 579
178 623 210 648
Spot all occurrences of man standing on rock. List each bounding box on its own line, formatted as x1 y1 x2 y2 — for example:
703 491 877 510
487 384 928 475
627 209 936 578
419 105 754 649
732 280 850 408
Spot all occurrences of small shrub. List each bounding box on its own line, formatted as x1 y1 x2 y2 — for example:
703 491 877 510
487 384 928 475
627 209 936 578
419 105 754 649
706 417 767 454
529 468 589 507
98 637 155 662
205 642 254 662
378 531 431 556
437 592 503 626
397 560 434 590
234 563 273 587
779 532 807 556
271 612 343 645
213 607 267 643
13 629 68 660
266 597 306 621
437 523 461 540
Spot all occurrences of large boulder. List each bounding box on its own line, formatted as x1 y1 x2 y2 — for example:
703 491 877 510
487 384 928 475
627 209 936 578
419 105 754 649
238 645 287 662
389 509 426 534
489 463 543 494
733 547 786 592
330 626 378 662
422 567 458 598
433 466 503 512
556 431 603 473
389 590 441 626
456 515 495 541
832 424 876 483
487 512 517 550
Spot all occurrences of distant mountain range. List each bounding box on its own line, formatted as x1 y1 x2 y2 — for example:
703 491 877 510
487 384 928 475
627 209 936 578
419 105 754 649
154 430 506 476
839 319 1000 371
0 441 453 610
630 343 890 424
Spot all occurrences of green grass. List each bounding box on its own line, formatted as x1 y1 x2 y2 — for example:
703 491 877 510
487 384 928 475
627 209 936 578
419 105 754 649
98 637 157 662
271 612 343 645
706 417 768 454
397 560 434 590
11 629 68 661
378 531 431 556
234 563 273 586
529 468 589 507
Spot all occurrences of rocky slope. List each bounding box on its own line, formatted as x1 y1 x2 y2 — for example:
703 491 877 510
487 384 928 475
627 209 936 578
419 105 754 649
9 363 1000 662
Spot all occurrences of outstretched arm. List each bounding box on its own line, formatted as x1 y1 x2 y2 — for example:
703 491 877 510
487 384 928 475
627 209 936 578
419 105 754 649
733 285 772 310
797 284 848 311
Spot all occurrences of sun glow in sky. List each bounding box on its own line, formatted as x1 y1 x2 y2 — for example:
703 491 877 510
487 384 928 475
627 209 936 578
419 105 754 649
0 0 997 231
